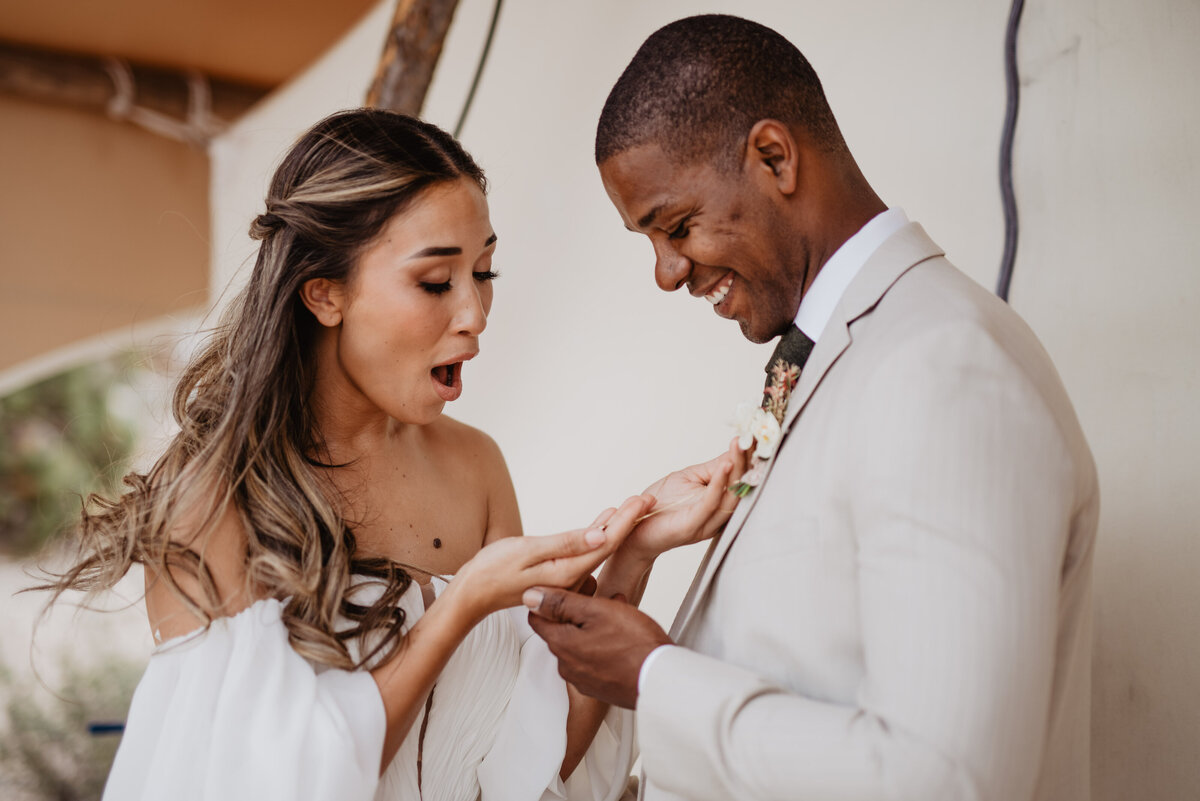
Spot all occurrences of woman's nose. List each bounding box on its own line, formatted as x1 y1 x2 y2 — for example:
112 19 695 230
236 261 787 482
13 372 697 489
652 238 691 292
455 284 488 335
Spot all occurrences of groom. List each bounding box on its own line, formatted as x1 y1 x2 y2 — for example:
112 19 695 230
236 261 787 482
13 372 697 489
526 14 1098 801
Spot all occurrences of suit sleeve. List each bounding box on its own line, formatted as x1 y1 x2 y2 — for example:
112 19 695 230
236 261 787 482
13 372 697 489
637 322 1076 801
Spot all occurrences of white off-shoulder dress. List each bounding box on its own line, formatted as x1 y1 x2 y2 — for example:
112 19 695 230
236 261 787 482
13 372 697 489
103 577 635 801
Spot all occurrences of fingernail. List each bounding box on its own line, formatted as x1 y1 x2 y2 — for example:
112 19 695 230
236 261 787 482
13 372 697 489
585 528 607 547
522 589 544 609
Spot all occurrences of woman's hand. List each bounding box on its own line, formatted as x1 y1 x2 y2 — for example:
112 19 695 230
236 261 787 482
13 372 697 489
445 494 653 624
618 438 747 565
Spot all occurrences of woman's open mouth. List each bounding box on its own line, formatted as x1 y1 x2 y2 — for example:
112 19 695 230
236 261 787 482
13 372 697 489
431 362 463 401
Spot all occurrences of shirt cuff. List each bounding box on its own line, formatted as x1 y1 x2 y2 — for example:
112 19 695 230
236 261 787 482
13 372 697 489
637 644 676 701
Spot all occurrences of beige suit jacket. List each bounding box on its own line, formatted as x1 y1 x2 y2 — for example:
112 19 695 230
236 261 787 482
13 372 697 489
637 223 1098 801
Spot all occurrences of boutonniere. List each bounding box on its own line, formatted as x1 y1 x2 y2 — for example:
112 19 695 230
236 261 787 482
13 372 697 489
729 358 801 498
729 402 781 497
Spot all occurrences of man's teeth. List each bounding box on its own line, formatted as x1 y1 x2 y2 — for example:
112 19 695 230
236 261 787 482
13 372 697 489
706 276 733 305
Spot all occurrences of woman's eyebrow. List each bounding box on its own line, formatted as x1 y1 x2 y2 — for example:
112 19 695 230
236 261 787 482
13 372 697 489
408 234 497 260
408 245 461 259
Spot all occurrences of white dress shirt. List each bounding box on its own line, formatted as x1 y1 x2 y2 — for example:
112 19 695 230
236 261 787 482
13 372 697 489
637 207 909 697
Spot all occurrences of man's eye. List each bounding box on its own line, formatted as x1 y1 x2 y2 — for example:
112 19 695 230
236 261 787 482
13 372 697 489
473 270 500 282
420 281 452 295
667 221 690 240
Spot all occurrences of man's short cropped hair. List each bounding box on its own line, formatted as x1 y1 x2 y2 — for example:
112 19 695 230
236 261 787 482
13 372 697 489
595 14 844 168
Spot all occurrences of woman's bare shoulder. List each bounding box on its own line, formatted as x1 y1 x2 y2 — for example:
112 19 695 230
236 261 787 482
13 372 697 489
427 416 521 543
425 415 507 471
143 483 253 644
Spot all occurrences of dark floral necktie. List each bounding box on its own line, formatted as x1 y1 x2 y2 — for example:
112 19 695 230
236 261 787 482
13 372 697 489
762 324 815 424
731 324 816 497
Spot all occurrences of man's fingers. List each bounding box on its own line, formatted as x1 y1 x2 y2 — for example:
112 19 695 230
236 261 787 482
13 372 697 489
524 585 589 624
526 609 588 667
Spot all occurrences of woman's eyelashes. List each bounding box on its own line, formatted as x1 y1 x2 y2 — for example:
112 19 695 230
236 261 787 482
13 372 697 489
419 270 499 296
420 281 452 295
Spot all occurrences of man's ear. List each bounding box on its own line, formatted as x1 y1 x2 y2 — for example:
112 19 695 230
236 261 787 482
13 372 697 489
299 277 345 327
743 119 799 195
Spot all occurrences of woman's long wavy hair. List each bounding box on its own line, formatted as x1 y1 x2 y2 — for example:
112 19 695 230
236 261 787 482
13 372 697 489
42 109 487 669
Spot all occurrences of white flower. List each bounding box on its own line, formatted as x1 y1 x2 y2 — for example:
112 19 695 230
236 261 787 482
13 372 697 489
750 410 781 460
733 402 782 460
733 402 760 451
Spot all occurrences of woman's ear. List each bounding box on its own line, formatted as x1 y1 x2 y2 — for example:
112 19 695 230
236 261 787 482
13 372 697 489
743 119 799 195
300 278 345 327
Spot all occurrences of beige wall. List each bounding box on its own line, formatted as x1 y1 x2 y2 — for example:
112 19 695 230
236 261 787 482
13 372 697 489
210 0 1200 796
1012 1 1200 797
0 95 209 376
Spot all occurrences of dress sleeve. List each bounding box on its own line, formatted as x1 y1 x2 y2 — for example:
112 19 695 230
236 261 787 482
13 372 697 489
103 599 384 801
476 607 636 801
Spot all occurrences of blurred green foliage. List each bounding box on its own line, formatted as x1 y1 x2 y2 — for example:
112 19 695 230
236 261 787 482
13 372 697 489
0 358 137 556
0 653 143 801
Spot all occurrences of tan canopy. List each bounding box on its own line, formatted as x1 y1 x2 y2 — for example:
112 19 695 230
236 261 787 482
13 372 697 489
0 0 377 380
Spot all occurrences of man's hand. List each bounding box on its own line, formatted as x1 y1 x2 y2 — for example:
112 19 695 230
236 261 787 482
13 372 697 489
524 586 671 709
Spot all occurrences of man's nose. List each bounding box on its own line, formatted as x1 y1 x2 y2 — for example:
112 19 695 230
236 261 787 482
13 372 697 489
652 238 690 292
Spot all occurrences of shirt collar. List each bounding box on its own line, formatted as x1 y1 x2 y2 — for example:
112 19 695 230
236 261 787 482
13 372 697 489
793 208 909 341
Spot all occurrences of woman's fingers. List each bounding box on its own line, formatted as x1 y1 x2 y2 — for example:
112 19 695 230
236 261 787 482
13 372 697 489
598 495 654 548
521 496 648 567
526 495 652 587
590 510 619 527
702 461 739 538
727 436 749 482
684 460 732 532
518 526 609 569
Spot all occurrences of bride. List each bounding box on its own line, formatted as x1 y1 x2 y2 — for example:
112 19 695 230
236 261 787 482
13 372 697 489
43 109 739 801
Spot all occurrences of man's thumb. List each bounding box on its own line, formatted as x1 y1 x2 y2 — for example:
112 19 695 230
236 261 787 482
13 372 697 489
523 586 575 623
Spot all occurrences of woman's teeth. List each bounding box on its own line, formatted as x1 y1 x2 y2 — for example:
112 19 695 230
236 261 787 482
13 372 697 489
706 275 733 305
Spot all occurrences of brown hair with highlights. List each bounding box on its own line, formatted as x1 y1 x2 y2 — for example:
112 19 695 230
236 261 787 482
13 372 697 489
42 109 486 669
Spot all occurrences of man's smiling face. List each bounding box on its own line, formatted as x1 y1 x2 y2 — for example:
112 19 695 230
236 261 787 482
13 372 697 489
599 142 809 344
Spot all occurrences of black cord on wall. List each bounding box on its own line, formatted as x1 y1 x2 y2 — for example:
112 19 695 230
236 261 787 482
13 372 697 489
996 0 1026 302
454 0 504 138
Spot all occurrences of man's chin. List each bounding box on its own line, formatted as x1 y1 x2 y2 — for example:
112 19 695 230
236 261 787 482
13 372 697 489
737 317 788 345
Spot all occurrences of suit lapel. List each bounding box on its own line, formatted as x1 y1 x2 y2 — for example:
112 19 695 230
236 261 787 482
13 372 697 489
670 325 850 639
670 223 945 641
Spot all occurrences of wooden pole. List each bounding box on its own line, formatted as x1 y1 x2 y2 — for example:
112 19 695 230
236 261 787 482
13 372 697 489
365 0 462 114
0 39 268 138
